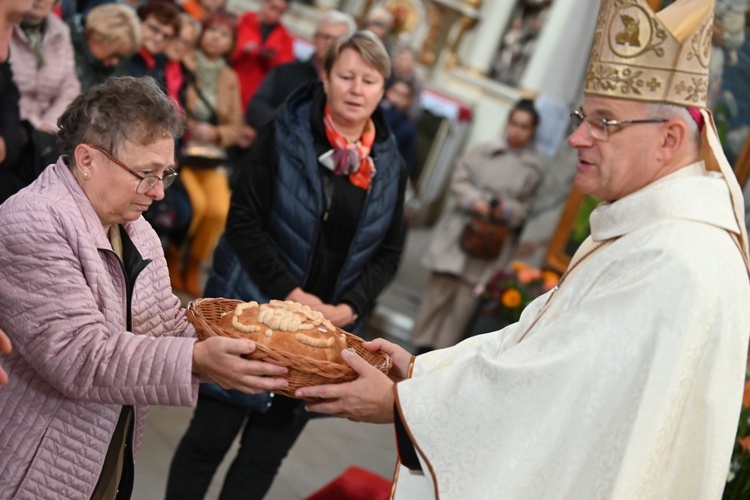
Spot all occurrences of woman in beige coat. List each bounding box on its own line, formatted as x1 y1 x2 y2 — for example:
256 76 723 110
411 99 543 352
169 10 243 297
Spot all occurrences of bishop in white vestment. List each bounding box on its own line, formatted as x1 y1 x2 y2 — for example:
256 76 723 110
392 162 750 498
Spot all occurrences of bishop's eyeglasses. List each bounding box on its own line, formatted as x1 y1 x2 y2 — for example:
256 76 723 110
570 108 668 141
90 144 178 194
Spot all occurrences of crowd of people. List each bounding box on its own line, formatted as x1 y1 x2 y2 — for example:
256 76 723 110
0 0 425 298
0 1 423 498
1 0 749 499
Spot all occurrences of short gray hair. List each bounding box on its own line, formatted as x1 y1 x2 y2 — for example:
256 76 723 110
316 10 356 37
58 77 184 163
646 102 701 146
324 30 391 82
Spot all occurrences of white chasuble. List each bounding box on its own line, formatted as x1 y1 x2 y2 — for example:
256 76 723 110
393 163 750 499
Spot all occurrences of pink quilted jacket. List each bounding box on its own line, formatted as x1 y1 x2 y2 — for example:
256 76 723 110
9 14 81 132
0 160 199 498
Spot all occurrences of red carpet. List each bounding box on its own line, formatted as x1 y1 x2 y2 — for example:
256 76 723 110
305 466 392 500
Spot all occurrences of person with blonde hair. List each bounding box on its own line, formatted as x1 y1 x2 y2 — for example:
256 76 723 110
167 30 407 500
66 2 141 90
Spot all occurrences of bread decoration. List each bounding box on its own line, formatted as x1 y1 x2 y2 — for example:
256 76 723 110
218 300 348 363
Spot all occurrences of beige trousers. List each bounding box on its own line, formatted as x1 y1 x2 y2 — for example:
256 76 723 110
410 272 480 350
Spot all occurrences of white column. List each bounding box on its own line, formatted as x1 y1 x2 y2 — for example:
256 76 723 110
519 0 598 104
458 1 517 73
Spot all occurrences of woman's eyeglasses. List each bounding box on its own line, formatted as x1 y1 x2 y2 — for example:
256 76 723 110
89 144 178 194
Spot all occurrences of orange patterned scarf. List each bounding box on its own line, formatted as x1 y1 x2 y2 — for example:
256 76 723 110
322 104 376 190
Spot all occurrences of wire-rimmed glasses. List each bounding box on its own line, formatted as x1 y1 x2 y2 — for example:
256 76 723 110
89 144 177 194
570 108 668 141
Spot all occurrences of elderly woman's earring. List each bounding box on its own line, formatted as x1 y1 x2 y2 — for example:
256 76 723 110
83 172 90 179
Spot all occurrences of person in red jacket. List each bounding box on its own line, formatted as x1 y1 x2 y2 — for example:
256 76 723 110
231 0 293 111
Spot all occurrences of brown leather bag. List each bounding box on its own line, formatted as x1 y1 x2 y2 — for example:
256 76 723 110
460 215 509 260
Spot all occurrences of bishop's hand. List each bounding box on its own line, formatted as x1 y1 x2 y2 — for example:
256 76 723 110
296 349 395 423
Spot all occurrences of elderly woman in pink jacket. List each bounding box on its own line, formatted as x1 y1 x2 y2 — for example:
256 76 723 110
0 76 288 499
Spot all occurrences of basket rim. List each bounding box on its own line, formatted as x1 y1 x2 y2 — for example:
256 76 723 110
186 298 391 377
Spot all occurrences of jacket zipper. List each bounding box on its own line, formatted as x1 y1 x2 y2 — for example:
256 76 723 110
330 183 372 301
101 248 151 331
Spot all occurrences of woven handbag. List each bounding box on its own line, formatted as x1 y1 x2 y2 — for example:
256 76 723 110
186 298 392 398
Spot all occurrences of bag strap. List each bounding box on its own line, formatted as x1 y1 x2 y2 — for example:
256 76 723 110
190 82 219 126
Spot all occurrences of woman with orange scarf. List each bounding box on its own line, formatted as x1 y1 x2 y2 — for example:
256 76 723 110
166 31 407 499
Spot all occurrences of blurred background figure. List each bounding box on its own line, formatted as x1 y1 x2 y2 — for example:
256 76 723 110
119 1 181 88
364 5 393 53
707 0 749 109
142 12 200 251
242 9 355 146
168 10 242 298
389 44 423 120
179 0 227 22
232 0 294 151
57 0 113 19
380 77 417 180
10 0 80 135
494 17 524 84
410 99 543 353
0 0 33 391
0 68 22 194
66 3 141 90
4 0 80 201
232 0 293 110
165 31 407 500
164 12 200 112
0 0 29 202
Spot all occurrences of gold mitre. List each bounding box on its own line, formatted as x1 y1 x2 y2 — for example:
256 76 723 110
585 0 714 108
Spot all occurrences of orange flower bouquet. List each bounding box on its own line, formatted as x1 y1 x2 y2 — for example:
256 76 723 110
478 261 560 324
724 354 750 499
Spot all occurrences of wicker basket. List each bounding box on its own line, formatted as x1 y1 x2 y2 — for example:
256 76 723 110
186 298 392 398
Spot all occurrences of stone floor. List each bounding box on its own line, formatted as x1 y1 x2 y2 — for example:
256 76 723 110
132 407 398 499
132 228 433 499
